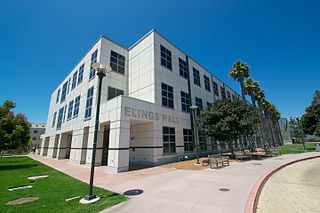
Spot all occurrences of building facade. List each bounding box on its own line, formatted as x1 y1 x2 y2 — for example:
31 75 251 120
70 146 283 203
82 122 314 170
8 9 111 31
30 123 46 148
40 29 243 173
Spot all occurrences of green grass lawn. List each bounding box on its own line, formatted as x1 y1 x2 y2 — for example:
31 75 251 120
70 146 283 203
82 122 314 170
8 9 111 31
279 142 320 154
0 157 127 213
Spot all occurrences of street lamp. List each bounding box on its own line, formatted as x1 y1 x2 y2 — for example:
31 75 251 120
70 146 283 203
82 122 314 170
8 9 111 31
190 105 200 165
80 63 112 204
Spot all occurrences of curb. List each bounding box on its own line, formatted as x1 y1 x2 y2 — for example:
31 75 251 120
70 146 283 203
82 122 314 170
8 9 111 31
245 154 320 213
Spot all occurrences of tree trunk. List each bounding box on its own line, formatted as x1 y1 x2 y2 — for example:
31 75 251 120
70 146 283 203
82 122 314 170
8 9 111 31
240 80 246 103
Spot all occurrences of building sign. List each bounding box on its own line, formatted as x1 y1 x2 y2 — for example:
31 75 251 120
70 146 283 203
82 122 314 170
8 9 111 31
124 107 179 124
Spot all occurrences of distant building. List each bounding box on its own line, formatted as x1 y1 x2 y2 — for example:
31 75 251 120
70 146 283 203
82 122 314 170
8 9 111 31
30 123 46 147
278 118 292 144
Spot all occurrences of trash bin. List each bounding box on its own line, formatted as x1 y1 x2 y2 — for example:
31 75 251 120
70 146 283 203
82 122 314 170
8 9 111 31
316 144 320 152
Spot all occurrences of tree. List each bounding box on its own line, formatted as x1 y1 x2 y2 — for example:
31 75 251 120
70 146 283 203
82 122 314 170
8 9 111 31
301 90 320 136
0 100 30 156
229 60 250 103
197 99 260 157
289 118 304 143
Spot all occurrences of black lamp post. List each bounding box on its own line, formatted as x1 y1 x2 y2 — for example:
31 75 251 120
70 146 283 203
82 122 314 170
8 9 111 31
81 63 112 204
190 105 200 165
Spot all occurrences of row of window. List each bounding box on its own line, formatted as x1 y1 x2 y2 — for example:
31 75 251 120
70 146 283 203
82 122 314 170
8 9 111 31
55 49 126 105
52 85 124 128
160 45 239 99
161 82 232 114
163 126 244 154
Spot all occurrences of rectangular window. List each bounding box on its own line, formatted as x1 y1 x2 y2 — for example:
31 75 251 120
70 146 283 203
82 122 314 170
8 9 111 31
85 87 94 119
160 45 172 70
73 95 80 118
56 107 64 129
232 94 235 101
213 81 219 96
181 91 190 113
110 50 125 75
161 83 174 108
89 49 98 80
67 78 71 94
183 129 193 152
199 130 207 151
227 91 231 99
107 86 124 100
34 130 38 134
71 71 78 90
60 82 68 103
193 68 201 86
163 126 176 154
52 112 57 128
56 89 60 103
67 100 74 120
62 105 67 123
207 102 212 108
179 58 188 79
195 97 203 115
221 86 226 99
204 75 211 92
78 63 84 85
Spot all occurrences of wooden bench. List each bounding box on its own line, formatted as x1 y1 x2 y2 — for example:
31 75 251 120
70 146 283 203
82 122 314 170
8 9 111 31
208 154 230 169
234 151 252 161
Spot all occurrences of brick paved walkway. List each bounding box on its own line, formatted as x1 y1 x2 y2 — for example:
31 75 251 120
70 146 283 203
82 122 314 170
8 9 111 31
256 157 320 213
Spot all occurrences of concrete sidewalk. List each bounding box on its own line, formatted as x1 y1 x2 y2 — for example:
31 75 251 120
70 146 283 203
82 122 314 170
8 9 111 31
29 152 320 213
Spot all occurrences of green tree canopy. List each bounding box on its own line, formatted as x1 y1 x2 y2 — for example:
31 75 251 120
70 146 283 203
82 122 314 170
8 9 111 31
197 99 260 152
0 100 30 155
301 90 320 136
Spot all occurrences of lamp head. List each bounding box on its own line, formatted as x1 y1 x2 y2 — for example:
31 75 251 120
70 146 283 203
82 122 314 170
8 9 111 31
92 63 112 74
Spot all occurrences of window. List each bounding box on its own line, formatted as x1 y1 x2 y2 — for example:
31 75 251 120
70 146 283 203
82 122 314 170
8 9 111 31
67 78 71 94
71 71 78 90
62 105 67 123
179 58 188 79
199 130 207 150
213 81 219 96
195 97 203 115
85 87 94 119
221 86 226 99
60 81 68 103
67 100 74 120
32 137 37 140
52 112 57 127
193 68 201 86
73 95 80 118
34 130 38 134
160 45 172 70
110 50 125 74
89 49 98 80
232 94 235 101
220 141 226 149
207 102 212 108
78 63 84 85
56 107 64 129
161 83 174 108
107 86 124 100
181 91 190 113
227 91 231 99
56 89 60 103
204 75 211 92
163 126 176 154
183 129 193 152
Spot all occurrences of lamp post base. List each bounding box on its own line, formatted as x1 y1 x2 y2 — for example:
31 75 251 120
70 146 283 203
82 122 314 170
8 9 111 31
80 195 100 204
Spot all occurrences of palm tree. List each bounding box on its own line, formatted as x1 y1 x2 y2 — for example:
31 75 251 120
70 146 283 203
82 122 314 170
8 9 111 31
229 60 250 103
260 99 276 147
244 78 260 108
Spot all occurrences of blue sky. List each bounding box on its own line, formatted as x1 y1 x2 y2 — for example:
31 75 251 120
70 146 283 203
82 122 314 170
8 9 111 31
0 0 319 123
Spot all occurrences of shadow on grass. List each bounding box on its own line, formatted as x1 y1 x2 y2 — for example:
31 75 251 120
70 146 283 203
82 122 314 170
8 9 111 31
0 164 39 171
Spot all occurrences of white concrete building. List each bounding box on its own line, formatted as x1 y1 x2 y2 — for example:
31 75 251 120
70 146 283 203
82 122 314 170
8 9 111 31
30 123 46 150
40 29 243 173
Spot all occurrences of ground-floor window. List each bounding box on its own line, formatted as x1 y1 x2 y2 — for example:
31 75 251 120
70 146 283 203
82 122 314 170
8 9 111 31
183 129 193 152
220 141 226 149
199 130 207 151
163 126 176 154
211 138 218 150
